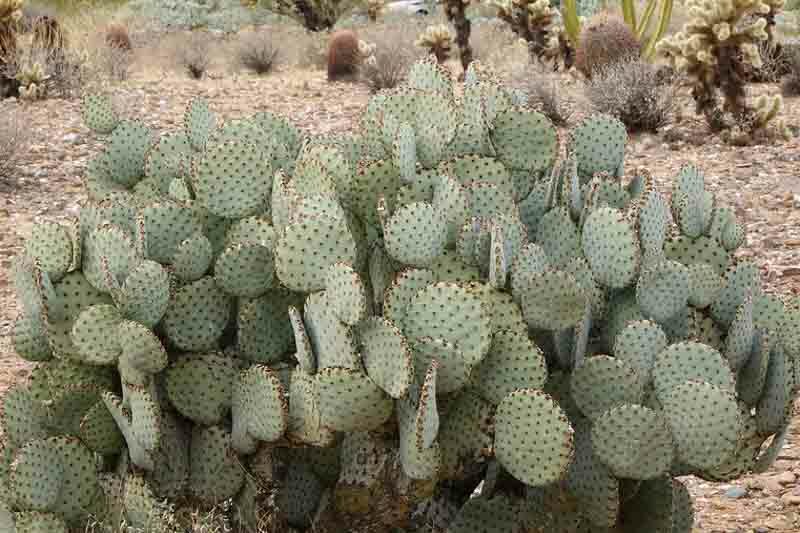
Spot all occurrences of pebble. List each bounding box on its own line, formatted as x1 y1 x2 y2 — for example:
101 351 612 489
781 493 800 505
775 472 797 486
725 486 749 499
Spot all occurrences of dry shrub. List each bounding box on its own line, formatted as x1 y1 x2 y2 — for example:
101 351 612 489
471 19 518 63
526 77 573 126
0 107 28 181
96 40 134 81
575 15 641 78
585 59 677 132
105 23 132 51
179 32 213 79
359 29 419 92
238 30 280 75
783 46 800 96
327 29 361 81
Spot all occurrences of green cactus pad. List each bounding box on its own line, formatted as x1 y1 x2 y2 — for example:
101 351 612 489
447 155 513 195
510 242 549 294
414 92 458 168
122 475 170 531
535 206 581 268
172 232 213 281
237 289 299 363
635 260 691 322
737 330 771 407
343 159 401 228
687 263 723 309
10 439 64 511
582 207 640 289
142 202 203 264
447 494 521 532
117 259 170 328
495 389 574 486
433 174 470 247
165 353 236 425
592 404 674 480
193 140 271 219
465 182 517 220
725 297 755 371
24 221 73 283
403 282 491 366
252 110 303 157
324 262 368 326
47 385 102 437
438 389 494 480
619 477 686 533
304 291 359 369
563 256 607 320
571 355 644 419
232 365 288 449
214 242 275 297
456 216 491 268
12 314 51 362
710 260 760 328
491 108 557 172
78 401 125 455
292 155 337 199
392 122 417 183
15 511 68 533
613 320 667 387
2 385 49 446
144 132 193 192
756 344 795 435
275 214 357 292
288 306 315 373
93 120 153 188
663 235 730 275
287 368 336 447
569 114 627 179
384 201 448 267
652 341 736 400
397 394 441 480
473 329 548 405
190 425 245 504
184 97 216 151
413 360 440 450
47 437 103 525
82 93 119 134
162 276 231 351
359 317 413 399
412 336 472 395
82 223 137 293
661 381 740 470
69 304 123 365
275 462 323 529
565 420 620 529
406 55 452 96
517 269 587 331
316 367 393 432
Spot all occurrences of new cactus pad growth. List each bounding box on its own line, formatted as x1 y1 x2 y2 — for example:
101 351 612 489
2 56 797 532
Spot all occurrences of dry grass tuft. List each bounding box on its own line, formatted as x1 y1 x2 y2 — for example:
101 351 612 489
0 107 29 181
238 30 280 75
178 32 213 80
358 25 421 92
585 59 678 132
526 76 573 126
782 45 800 97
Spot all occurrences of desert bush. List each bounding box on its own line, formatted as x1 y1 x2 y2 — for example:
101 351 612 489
238 29 280 74
360 31 417 91
96 39 134 81
585 58 677 132
179 31 213 79
105 22 132 51
17 2 56 33
526 76 573 126
0 107 27 180
574 14 640 78
782 46 800 95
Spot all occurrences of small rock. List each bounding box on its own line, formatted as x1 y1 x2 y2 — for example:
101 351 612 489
781 493 800 505
775 471 797 486
62 133 79 144
724 486 748 499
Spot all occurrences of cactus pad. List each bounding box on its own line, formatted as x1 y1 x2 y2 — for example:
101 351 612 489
652 341 736 400
571 355 644 419
24 222 72 283
359 317 413 399
384 201 448 267
184 97 216 151
117 259 170 328
165 353 236 425
569 115 627 179
237 289 298 363
473 329 548 405
411 336 471 395
635 260 691 322
82 94 119 134
582 207 640 289
190 425 245 504
162 277 231 351
172 232 213 281
517 269 587 331
613 320 668 387
232 365 288 445
316 367 393 432
325 262 368 326
491 108 558 172
494 389 574 486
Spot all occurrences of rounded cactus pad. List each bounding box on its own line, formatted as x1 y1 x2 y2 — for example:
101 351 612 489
411 336 471 395
403 282 491 366
393 122 417 183
162 277 231 352
275 214 357 293
591 404 674 480
78 400 125 456
14 511 68 533
142 202 203 264
214 241 275 298
491 108 558 173
612 320 667 387
325 262 368 326
661 380 741 470
10 439 65 511
664 235 730 276
24 221 73 283
190 425 245 504
165 353 236 426
447 494 521 532
144 131 193 192
535 206 581 268
193 140 272 219
117 259 170 328
570 355 644 419
384 201 448 267
315 367 393 432
582 207 640 289
635 260 691 323
237 289 298 363
82 93 119 134
70 304 123 365
184 97 216 151
569 114 627 179
92 120 154 188
687 262 723 309
473 329 548 405
304 291 359 370
232 365 288 446
172 232 213 281
82 223 137 293
432 174 469 247
359 317 413 399
652 341 736 401
495 389 574 487
517 269 587 331
438 389 494 480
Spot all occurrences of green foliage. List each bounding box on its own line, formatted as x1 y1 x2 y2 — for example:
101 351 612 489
2 56 797 533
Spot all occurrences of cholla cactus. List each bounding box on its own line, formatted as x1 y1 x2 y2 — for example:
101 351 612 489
492 0 571 68
415 24 455 63
366 0 385 22
16 60 48 100
658 0 789 139
358 38 376 64
441 0 474 71
2 57 798 533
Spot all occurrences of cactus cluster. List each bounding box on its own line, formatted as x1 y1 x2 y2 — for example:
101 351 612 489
658 0 791 140
2 55 798 532
491 0 570 68
415 24 455 64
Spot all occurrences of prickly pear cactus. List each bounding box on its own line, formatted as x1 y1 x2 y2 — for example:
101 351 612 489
2 57 797 533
